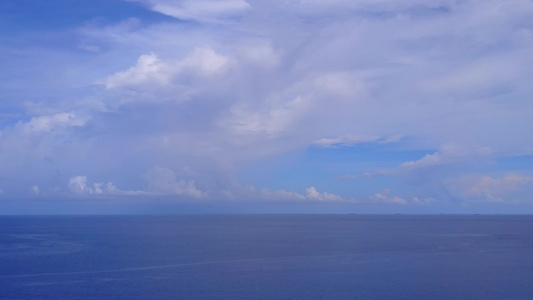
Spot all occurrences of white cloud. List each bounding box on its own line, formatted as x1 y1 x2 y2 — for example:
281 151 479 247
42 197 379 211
30 185 40 195
313 134 401 148
238 42 280 68
143 167 207 198
69 176 92 194
2 0 533 209
411 197 435 205
400 144 492 171
422 57 519 94
341 144 493 181
400 152 444 170
129 0 250 22
368 189 433 205
313 72 366 99
105 47 229 89
223 95 312 138
180 47 230 75
370 189 408 205
68 171 209 198
21 112 86 134
105 53 170 88
449 174 533 202
220 184 305 201
68 176 145 196
220 184 347 202
305 186 343 201
313 135 380 148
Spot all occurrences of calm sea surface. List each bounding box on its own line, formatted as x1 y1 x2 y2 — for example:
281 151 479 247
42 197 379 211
0 215 532 299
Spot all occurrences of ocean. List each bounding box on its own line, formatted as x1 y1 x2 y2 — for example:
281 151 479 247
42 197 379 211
0 215 532 299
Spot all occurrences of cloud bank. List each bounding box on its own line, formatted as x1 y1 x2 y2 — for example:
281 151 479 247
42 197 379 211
1 0 533 212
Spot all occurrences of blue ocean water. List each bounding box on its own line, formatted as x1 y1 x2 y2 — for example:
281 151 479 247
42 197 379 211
0 215 532 300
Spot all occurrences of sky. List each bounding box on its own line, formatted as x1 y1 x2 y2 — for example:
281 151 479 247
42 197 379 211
1 0 533 214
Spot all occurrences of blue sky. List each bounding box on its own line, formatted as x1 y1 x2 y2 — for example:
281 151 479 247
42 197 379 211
1 0 533 214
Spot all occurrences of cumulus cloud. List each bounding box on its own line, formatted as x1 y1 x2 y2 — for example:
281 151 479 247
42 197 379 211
304 186 343 201
368 189 434 205
143 167 207 198
105 47 229 89
68 176 92 194
370 189 408 205
67 171 207 198
68 176 145 196
220 184 347 202
220 185 305 201
105 53 170 88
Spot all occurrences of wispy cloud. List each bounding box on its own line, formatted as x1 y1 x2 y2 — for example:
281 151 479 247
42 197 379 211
129 0 251 23
313 134 402 148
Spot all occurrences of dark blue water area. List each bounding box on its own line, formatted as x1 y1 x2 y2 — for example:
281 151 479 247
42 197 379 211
0 215 532 300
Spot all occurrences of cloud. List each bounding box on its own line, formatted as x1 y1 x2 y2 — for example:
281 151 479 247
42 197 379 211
313 134 401 148
222 95 312 138
30 185 40 195
105 53 170 88
312 72 367 99
1 0 533 211
143 167 207 198
20 112 86 134
220 184 347 202
67 170 207 198
68 176 92 194
105 47 230 89
237 41 280 68
219 185 305 201
400 144 493 171
304 186 343 201
370 189 407 205
368 189 434 205
68 176 145 196
449 174 533 202
340 144 493 181
129 0 250 22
